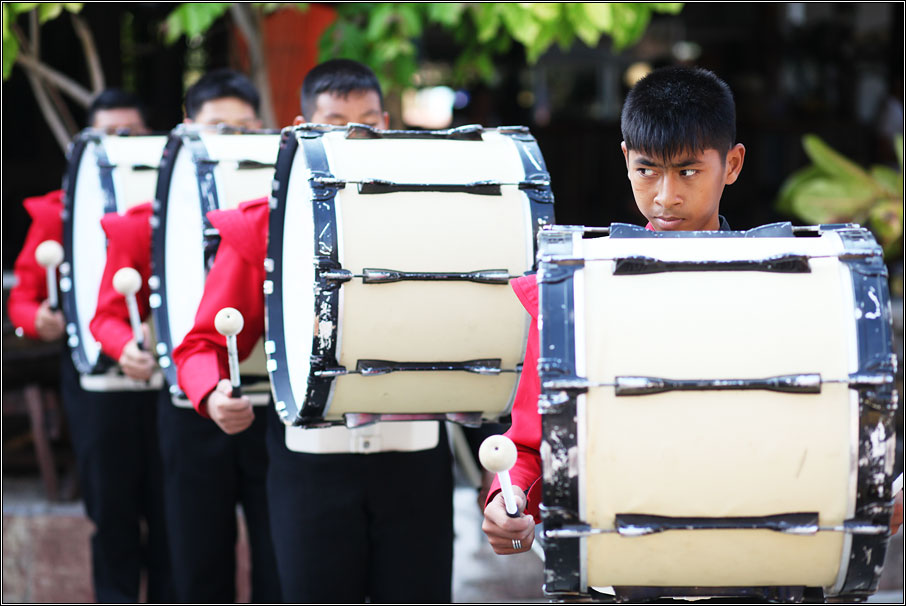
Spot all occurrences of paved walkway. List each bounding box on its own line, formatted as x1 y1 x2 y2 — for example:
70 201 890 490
3 476 903 603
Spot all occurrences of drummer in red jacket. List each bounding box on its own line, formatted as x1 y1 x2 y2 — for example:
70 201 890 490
88 69 285 604
172 59 460 603
7 89 177 603
481 66 746 555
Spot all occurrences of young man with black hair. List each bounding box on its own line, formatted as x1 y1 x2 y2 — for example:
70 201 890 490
173 58 459 603
86 88 150 134
8 88 172 603
482 65 746 554
89 69 279 603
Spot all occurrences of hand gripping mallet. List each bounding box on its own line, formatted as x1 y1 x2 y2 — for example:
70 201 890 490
215 307 244 398
479 434 520 518
112 267 145 350
35 240 64 311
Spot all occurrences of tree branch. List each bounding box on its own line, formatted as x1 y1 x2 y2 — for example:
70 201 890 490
14 52 94 107
23 67 73 154
229 4 277 128
71 13 105 93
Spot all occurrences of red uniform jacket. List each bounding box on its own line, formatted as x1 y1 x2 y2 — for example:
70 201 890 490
172 197 269 416
8 190 64 338
489 221 727 520
89 203 154 361
487 274 544 522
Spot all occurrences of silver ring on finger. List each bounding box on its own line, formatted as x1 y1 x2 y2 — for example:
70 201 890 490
512 538 522 550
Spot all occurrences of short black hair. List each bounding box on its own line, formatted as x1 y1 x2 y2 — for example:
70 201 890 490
184 68 260 120
621 66 737 161
86 88 147 127
300 59 383 120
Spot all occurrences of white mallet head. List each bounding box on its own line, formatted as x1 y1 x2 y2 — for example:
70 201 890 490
215 307 244 337
35 240 64 268
479 435 518 474
112 267 142 296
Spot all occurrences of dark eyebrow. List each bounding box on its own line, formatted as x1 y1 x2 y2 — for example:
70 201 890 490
325 109 380 119
634 155 701 169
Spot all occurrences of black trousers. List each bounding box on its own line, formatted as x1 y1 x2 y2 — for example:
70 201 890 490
157 399 282 603
265 409 454 603
60 356 173 603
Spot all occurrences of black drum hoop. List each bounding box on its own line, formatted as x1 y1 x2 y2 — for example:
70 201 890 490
60 130 123 375
150 126 282 399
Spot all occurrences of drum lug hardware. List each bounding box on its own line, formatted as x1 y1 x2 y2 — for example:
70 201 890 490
316 258 351 289
321 269 353 285
313 367 347 378
847 373 894 388
542 378 589 393
537 262 583 284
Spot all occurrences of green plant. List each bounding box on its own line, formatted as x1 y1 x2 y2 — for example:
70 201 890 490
320 3 684 96
777 134 904 257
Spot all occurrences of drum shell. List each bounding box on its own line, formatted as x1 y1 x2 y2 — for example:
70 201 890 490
266 126 555 425
537 226 897 596
61 131 167 387
150 128 279 405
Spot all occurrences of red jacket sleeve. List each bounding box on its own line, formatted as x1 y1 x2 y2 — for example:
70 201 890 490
89 203 153 361
172 197 269 416
7 190 64 338
487 274 544 522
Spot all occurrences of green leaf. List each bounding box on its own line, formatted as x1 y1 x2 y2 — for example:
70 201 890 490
870 165 901 197
499 3 541 48
801 134 879 192
427 2 464 27
3 4 19 80
789 177 875 224
163 3 231 45
396 4 424 38
649 3 685 15
11 4 39 16
568 4 603 48
36 3 80 23
472 4 501 43
582 3 613 30
364 3 393 41
775 165 823 215
37 3 64 22
868 199 903 254
528 2 561 22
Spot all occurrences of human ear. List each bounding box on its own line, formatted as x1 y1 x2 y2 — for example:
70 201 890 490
380 111 389 129
620 142 631 176
724 143 745 185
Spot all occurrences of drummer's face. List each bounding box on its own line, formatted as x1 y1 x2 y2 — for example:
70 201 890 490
91 108 149 135
187 96 262 129
621 143 745 232
305 90 387 128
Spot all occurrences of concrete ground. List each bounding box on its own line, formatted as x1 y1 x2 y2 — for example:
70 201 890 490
2 475 903 603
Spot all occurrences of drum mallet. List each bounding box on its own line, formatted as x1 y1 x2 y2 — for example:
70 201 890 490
35 240 64 311
215 307 244 398
479 435 521 518
113 267 145 350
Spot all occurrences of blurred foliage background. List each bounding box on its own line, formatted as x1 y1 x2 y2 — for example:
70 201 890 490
3 2 903 272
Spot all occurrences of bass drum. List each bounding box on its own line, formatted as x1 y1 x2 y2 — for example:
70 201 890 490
60 129 167 391
266 124 555 427
536 223 898 602
150 125 279 406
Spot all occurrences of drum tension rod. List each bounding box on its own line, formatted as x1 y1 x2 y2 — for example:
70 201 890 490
319 268 515 285
544 514 889 539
